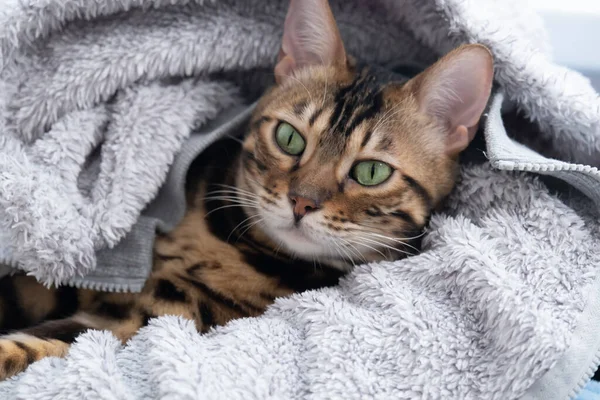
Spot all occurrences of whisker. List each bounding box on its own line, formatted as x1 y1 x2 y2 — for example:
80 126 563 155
337 238 368 265
244 176 266 191
202 194 260 204
204 204 260 218
273 239 285 258
205 189 258 198
341 243 358 269
204 186 262 205
355 224 426 242
223 134 245 145
235 217 264 244
372 107 405 135
210 184 258 197
353 236 414 258
227 213 262 242
201 198 261 208
274 72 313 104
319 54 328 109
203 193 259 201
241 174 266 194
369 107 395 135
331 242 345 263
314 255 323 269
361 232 422 254
345 238 388 260
333 241 356 269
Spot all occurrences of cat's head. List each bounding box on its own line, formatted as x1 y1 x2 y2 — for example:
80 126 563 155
237 0 493 268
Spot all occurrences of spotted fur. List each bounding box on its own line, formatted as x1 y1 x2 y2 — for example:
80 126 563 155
0 0 493 380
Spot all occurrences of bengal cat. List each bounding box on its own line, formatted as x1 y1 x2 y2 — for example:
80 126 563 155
0 0 493 380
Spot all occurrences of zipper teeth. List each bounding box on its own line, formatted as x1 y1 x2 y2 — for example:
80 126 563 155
2 257 142 293
67 279 143 293
569 352 600 399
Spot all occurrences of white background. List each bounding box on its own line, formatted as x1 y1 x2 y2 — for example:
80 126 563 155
530 0 600 90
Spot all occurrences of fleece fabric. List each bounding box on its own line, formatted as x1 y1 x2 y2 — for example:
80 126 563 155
0 0 599 399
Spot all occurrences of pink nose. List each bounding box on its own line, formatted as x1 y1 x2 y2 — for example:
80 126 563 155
289 195 319 222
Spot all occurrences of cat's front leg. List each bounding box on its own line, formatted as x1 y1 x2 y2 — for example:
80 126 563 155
0 317 87 379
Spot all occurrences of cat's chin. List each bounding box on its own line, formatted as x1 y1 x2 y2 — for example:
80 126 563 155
276 225 328 256
261 221 348 265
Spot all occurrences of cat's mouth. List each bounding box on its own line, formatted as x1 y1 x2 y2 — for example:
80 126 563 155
247 196 351 263
282 224 312 241
263 217 337 259
257 213 360 270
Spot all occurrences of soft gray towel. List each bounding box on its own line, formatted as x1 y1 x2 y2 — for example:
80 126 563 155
0 0 600 399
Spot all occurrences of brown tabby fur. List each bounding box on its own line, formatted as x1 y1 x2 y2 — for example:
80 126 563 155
0 0 493 380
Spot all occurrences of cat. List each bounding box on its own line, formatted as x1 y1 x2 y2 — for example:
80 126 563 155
0 0 493 380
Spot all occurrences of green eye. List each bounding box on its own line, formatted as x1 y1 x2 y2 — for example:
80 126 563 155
351 161 393 186
276 122 305 155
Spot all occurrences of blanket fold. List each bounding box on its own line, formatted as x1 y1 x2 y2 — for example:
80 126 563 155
1 0 600 399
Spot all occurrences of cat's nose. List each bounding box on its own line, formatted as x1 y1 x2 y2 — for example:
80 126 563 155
289 195 319 222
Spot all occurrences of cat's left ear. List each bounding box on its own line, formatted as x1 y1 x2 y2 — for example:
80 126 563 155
275 0 347 83
410 44 494 156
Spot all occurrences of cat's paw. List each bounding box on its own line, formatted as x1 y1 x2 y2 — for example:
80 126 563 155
0 334 69 380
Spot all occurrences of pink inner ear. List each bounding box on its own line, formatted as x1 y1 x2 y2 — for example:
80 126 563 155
445 125 471 155
274 55 296 83
275 0 346 81
418 45 494 154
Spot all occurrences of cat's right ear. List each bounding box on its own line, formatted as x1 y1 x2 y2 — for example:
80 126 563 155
275 0 347 83
409 44 494 156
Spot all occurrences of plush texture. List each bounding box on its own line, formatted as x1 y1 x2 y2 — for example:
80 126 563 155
0 0 600 399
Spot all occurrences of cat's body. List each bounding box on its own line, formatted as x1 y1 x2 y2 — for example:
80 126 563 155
0 140 344 379
0 0 494 380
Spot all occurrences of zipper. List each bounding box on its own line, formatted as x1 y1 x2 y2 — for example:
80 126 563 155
1 256 143 293
66 278 143 293
569 355 600 399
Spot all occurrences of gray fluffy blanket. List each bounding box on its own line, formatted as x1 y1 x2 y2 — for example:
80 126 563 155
1 0 600 399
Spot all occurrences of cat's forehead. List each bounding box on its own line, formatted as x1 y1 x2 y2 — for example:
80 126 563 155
319 69 385 151
279 65 417 156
